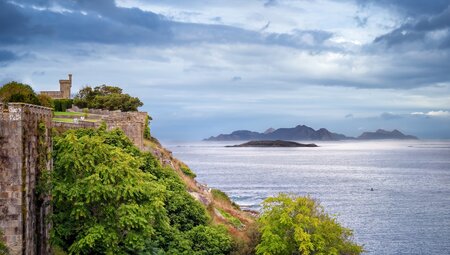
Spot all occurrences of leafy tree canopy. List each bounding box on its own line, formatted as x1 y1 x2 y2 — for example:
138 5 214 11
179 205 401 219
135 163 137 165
0 81 41 105
52 127 231 254
73 85 143 111
256 194 363 255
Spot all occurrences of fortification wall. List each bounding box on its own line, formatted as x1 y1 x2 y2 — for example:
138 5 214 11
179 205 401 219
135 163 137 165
67 107 148 150
104 112 147 150
53 121 99 134
0 103 52 255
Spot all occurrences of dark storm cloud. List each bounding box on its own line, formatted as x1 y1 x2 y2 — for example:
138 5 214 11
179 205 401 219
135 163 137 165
0 1 45 44
0 50 18 63
1 0 335 50
374 7 450 48
0 0 172 45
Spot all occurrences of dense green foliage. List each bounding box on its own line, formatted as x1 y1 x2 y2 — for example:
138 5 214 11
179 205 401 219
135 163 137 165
37 94 54 108
53 99 73 112
256 194 363 255
52 127 231 254
0 81 41 105
73 85 143 111
0 230 9 255
144 115 152 139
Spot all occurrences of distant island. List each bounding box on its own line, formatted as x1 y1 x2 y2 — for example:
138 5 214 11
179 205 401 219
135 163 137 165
358 129 418 140
205 124 418 141
205 125 349 141
226 140 319 147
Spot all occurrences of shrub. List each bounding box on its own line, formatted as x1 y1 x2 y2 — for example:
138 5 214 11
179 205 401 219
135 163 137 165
180 166 197 178
143 115 152 139
53 99 73 112
184 225 233 255
256 193 363 255
37 94 54 108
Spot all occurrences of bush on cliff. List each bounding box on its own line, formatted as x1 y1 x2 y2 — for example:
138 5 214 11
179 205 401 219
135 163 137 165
73 85 143 111
52 127 231 254
256 194 363 255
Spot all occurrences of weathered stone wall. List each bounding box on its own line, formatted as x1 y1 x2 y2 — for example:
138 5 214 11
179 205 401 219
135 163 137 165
53 121 98 134
0 103 52 255
104 112 148 150
67 107 148 150
39 91 62 99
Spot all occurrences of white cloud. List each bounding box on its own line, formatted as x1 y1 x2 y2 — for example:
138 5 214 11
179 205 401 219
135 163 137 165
411 110 450 117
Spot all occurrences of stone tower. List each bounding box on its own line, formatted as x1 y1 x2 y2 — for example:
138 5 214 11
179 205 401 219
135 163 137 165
59 74 72 99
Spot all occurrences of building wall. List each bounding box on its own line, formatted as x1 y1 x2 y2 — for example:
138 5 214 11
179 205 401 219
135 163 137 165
0 103 52 255
39 91 63 99
40 74 72 100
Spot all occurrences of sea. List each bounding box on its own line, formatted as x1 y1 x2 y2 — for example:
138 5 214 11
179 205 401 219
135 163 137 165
165 140 450 254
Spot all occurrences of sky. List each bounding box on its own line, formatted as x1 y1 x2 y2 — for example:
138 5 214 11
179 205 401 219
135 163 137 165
0 0 449 140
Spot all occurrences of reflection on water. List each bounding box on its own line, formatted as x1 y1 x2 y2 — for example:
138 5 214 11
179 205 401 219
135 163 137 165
166 140 450 254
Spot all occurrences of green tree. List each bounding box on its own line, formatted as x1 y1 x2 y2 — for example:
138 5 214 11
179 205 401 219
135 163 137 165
0 81 40 105
37 94 54 108
52 129 168 254
256 194 363 255
51 128 232 254
73 85 142 111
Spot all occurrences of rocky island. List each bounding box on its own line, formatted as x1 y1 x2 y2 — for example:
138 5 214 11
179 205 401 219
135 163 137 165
358 129 418 140
226 140 319 147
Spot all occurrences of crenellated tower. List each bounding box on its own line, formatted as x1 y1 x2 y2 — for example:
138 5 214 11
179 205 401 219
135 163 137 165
59 74 72 99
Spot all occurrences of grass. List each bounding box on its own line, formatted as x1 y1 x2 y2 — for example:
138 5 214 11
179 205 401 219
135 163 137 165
52 118 74 123
217 208 244 229
53 111 85 116
53 118 100 123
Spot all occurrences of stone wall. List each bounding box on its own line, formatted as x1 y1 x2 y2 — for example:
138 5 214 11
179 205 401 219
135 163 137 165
53 121 98 134
0 103 52 255
103 112 148 150
67 107 148 150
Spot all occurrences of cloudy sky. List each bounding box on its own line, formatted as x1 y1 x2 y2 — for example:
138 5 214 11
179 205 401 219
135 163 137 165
1 0 449 140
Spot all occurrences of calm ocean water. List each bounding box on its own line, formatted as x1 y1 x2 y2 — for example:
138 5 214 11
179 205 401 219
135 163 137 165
165 140 450 254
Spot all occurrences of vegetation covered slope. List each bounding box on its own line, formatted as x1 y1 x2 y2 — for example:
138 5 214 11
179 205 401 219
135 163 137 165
51 127 232 254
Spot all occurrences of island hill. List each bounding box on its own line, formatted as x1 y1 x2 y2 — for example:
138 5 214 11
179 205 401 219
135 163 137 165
227 140 319 147
205 124 418 141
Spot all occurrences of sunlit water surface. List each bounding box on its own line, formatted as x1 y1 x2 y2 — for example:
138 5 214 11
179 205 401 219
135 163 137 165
165 140 450 254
